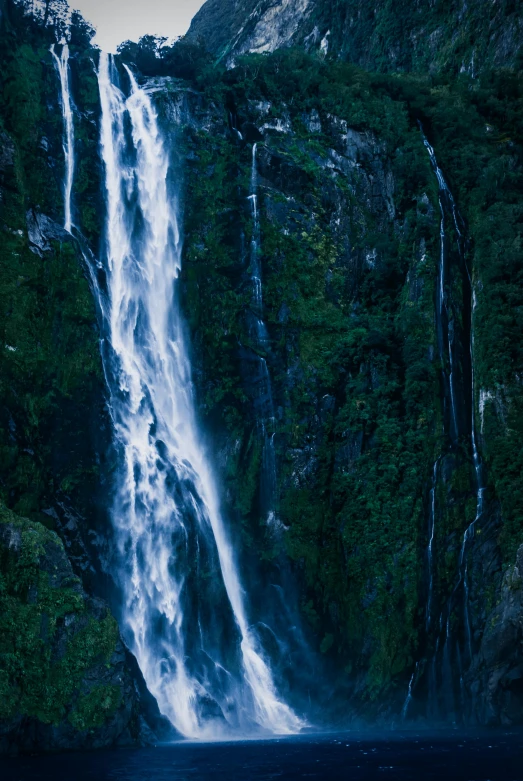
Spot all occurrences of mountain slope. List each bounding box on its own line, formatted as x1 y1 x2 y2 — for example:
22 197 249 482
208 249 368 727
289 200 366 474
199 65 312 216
187 0 523 72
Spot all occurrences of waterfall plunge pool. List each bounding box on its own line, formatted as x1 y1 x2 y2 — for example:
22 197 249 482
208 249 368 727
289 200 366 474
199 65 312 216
3 729 523 780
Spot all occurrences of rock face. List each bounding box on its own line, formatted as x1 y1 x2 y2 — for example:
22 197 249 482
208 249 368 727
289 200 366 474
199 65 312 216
0 25 174 753
2 0 523 743
0 505 174 754
161 48 523 724
468 544 523 725
188 0 523 72
174 75 442 719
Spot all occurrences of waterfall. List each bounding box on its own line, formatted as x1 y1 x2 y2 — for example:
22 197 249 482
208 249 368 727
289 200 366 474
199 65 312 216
92 53 302 739
421 132 461 443
248 143 278 526
50 43 74 232
426 458 440 631
401 663 419 721
423 135 485 659
456 289 486 660
421 128 486 717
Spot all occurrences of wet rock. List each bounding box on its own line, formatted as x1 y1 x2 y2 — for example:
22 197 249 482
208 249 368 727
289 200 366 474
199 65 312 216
0 508 175 755
26 209 69 255
468 543 523 725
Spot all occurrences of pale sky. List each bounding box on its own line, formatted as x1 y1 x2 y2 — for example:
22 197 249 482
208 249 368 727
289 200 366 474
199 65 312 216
72 0 206 52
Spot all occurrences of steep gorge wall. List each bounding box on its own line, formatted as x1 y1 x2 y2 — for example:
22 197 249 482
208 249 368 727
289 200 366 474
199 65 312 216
188 0 523 74
1 0 523 749
163 54 523 723
0 7 173 750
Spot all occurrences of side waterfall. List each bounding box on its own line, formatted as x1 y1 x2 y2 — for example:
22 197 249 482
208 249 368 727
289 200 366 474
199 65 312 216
401 662 419 721
421 133 462 444
421 129 486 719
93 53 302 738
247 143 278 526
456 288 485 661
50 43 75 232
426 458 440 631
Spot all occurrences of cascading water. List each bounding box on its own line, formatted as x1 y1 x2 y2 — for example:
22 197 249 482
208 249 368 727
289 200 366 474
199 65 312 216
50 43 74 232
247 143 278 526
426 458 440 632
86 52 304 739
456 287 486 661
421 132 462 444
401 662 419 721
420 128 486 720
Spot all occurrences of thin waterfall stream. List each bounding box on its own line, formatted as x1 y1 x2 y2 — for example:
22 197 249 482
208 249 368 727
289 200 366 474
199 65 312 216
53 49 303 739
426 458 440 632
456 286 486 662
420 128 486 719
401 662 419 721
50 43 74 232
421 131 461 445
247 143 278 526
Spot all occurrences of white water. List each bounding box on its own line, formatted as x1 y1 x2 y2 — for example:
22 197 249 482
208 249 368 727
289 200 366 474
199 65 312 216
95 53 302 739
50 43 75 232
249 144 268 337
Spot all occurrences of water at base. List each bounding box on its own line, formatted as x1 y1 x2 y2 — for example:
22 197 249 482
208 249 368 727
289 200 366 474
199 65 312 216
4 730 523 781
93 53 302 739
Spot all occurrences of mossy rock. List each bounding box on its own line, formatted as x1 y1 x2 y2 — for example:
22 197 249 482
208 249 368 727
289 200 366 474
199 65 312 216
0 504 139 753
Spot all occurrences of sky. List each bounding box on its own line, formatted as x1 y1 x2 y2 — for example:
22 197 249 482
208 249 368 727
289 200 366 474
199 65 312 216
71 0 206 52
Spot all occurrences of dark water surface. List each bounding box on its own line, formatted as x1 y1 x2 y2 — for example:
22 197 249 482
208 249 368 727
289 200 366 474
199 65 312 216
2 730 523 781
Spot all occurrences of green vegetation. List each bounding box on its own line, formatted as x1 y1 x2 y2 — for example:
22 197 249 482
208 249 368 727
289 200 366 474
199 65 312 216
0 503 120 727
1 0 522 725
0 18 104 528
314 0 523 75
0 5 123 740
174 47 523 704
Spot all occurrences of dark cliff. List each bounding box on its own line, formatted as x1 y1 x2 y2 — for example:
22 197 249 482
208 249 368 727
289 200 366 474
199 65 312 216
0 3 173 751
1 0 523 750
0 504 169 753
166 51 523 724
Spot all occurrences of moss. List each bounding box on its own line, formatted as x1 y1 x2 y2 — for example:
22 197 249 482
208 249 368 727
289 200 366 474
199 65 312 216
0 38 105 528
320 633 334 654
173 44 523 703
0 504 120 727
3 4 523 716
69 684 123 731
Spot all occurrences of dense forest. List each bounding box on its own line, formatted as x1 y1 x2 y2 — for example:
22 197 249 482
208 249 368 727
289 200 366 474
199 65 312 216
1 0 523 753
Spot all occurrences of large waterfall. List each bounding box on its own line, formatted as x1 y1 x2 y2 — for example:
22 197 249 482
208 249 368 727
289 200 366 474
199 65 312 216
91 53 302 738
